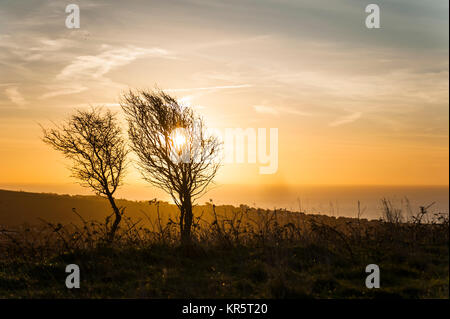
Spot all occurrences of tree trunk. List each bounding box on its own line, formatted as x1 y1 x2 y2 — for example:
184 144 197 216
106 194 122 242
180 194 193 245
179 205 185 236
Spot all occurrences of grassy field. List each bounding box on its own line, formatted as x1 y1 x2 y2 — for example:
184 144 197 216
0 197 448 298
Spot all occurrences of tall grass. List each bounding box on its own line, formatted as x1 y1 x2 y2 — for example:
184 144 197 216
1 199 447 258
0 199 448 298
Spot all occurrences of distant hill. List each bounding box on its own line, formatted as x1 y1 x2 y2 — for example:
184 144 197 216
0 188 369 228
0 189 178 226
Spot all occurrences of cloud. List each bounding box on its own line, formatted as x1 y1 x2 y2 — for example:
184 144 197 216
168 85 252 109
56 46 170 81
167 84 252 92
329 112 362 127
282 107 311 116
75 102 122 109
4 87 26 106
40 84 88 99
177 96 207 110
253 105 310 117
41 46 172 99
0 35 76 63
253 105 278 115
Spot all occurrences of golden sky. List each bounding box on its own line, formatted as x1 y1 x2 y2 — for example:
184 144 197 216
0 0 448 202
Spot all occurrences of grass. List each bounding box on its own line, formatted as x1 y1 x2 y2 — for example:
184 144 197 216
0 200 448 298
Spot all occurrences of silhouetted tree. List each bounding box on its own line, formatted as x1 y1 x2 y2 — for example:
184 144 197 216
121 90 221 244
41 107 128 242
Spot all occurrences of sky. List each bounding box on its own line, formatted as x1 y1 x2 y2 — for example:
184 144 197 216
0 0 448 204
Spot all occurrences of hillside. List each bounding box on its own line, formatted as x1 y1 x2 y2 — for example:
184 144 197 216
0 189 177 226
0 189 363 227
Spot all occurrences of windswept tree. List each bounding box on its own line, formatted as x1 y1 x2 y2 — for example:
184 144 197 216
41 107 128 242
121 89 221 244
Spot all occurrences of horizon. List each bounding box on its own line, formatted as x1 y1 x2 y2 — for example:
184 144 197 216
1 183 448 220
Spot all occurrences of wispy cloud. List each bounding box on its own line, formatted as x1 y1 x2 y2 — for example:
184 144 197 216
253 105 310 117
0 35 76 63
329 112 362 127
253 105 278 115
167 84 252 92
282 107 311 116
41 84 88 99
75 102 122 109
176 96 206 110
41 46 172 99
4 87 26 106
56 46 170 81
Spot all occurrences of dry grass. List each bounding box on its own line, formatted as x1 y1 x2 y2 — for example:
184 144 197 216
0 199 448 298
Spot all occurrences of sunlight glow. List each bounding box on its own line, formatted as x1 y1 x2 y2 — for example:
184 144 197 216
170 128 187 152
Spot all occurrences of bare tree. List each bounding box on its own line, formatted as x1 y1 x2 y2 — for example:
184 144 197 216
121 89 221 244
41 107 128 242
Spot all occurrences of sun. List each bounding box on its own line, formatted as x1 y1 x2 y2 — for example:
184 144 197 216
171 128 187 152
